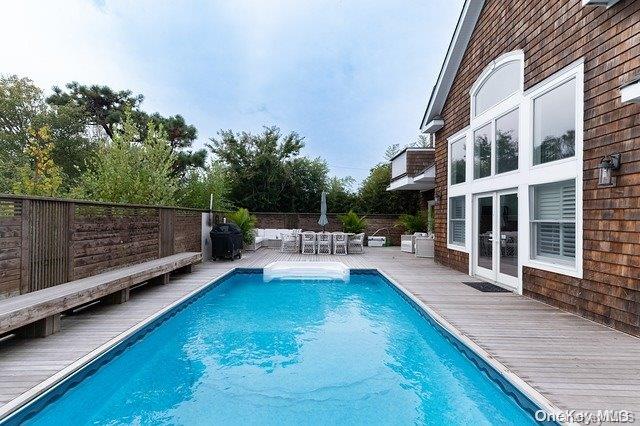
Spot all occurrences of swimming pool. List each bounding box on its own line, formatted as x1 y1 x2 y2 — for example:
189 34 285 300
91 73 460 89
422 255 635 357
4 270 549 425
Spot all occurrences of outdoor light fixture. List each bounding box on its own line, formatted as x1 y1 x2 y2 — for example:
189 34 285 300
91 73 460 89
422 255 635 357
434 192 440 204
598 153 621 187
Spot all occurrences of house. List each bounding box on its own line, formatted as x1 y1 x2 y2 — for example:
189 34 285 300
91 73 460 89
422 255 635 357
387 146 437 216
418 0 639 335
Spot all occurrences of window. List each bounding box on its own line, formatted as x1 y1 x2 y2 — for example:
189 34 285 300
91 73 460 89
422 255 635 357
495 109 519 174
474 60 520 116
533 78 576 165
531 180 576 263
450 137 466 184
473 123 491 179
449 196 465 246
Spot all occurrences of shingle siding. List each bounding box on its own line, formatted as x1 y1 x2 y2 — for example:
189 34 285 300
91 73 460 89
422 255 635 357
433 0 640 335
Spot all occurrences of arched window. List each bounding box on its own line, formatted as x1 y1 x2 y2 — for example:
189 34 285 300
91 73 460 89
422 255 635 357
468 52 523 178
473 60 521 117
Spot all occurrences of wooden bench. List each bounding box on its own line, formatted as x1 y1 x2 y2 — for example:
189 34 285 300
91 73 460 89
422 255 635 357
0 252 202 338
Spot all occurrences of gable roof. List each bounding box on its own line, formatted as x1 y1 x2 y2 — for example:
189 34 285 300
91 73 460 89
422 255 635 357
419 0 485 131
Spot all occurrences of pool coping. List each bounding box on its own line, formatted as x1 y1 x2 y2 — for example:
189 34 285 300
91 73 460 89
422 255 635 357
0 268 239 423
0 267 568 425
372 268 569 425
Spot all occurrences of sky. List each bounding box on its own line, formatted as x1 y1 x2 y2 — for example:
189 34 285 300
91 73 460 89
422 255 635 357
0 0 463 183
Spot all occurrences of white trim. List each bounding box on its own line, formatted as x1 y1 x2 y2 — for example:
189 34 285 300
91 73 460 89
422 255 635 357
620 79 640 104
423 118 445 133
387 146 434 162
582 0 621 7
444 56 585 291
420 0 486 130
387 175 435 192
447 129 468 188
414 165 436 182
447 195 468 252
470 51 524 118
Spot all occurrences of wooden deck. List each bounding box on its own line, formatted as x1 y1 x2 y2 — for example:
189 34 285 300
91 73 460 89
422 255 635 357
1 247 639 420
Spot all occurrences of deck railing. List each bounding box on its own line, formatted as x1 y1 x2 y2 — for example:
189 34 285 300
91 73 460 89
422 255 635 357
0 194 204 299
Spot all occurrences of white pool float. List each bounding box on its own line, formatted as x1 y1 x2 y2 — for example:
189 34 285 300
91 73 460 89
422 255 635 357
263 261 350 282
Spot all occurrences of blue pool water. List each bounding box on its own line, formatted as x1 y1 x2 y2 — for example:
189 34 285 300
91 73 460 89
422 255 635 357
14 271 540 425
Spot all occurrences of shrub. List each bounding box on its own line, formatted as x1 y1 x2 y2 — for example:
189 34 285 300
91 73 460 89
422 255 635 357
227 208 257 244
397 211 430 234
338 210 367 234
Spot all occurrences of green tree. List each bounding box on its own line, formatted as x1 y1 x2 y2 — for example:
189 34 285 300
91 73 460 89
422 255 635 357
0 75 48 189
47 82 144 139
326 176 357 213
12 127 63 197
285 157 329 212
209 126 308 212
47 82 205 178
176 161 231 210
72 111 178 205
0 76 98 191
145 113 206 176
357 163 419 214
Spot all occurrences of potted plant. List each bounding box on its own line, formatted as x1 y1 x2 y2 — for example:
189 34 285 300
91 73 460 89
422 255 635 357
338 210 367 234
338 211 372 248
227 208 257 249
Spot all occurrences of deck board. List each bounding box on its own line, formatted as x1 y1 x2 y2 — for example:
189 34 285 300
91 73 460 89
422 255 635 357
0 247 639 419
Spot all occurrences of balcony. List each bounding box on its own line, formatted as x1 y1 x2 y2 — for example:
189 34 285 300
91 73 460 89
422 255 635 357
387 148 436 191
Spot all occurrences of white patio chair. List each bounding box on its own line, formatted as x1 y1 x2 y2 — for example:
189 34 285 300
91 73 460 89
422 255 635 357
291 229 301 252
348 233 365 254
280 232 298 253
317 232 332 255
332 232 348 255
301 232 317 255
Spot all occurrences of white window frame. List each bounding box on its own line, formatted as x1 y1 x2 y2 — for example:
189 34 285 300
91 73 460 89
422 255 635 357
447 195 467 250
530 180 577 267
448 131 467 187
444 55 584 291
522 60 584 278
530 75 579 170
469 51 524 182
470 51 524 119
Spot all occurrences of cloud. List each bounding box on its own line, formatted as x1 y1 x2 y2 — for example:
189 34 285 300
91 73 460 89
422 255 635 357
0 0 463 182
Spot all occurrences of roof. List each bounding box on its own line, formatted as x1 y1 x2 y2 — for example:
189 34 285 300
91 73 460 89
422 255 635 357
387 146 434 162
420 0 485 131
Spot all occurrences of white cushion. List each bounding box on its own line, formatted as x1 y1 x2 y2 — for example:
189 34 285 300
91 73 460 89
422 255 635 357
401 240 414 253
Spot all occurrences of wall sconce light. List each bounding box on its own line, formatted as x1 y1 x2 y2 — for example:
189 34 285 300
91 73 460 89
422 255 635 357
434 192 440 204
598 153 621 187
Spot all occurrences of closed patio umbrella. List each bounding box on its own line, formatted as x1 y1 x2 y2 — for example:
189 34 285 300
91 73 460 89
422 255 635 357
318 191 329 231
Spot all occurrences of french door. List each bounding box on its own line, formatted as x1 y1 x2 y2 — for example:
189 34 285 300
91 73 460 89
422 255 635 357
473 190 518 290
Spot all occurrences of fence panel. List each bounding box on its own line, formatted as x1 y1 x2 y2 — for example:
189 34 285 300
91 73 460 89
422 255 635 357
174 210 201 253
0 199 23 299
72 205 160 280
28 200 69 292
0 195 205 297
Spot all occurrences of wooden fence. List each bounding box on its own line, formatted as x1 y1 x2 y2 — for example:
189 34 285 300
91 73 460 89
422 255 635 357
0 195 203 299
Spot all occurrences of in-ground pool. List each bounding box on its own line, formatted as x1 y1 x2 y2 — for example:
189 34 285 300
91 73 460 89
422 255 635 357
6 270 546 425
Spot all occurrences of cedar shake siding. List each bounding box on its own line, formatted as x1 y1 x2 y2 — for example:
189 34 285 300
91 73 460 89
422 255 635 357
433 0 640 335
405 150 435 177
390 149 435 182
